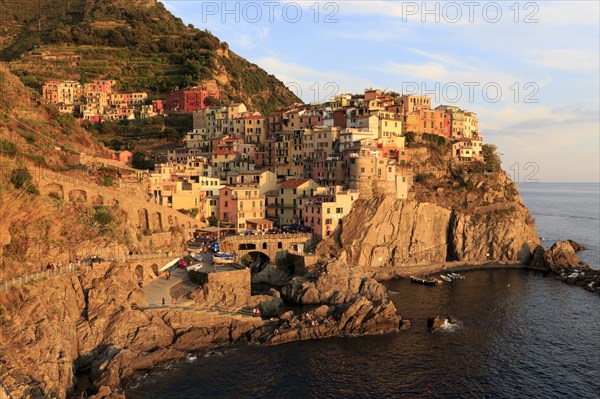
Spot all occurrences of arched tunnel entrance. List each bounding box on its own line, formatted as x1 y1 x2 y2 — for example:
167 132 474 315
135 265 144 284
242 251 271 274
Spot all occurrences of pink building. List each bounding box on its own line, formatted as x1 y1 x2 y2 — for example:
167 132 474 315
153 100 165 114
299 110 325 129
116 150 133 166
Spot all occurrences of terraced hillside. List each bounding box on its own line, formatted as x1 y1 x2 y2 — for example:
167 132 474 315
0 0 300 115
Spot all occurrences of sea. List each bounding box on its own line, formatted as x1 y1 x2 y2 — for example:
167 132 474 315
126 183 600 399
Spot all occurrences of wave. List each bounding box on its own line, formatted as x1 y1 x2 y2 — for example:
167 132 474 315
531 212 600 221
439 319 461 332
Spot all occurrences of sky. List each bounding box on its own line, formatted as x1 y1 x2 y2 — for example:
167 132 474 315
159 0 600 182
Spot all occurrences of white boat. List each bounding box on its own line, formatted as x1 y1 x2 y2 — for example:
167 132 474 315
440 274 452 282
186 263 205 272
159 257 181 273
213 253 236 264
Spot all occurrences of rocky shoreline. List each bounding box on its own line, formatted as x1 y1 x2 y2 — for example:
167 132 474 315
531 240 599 294
1 237 596 398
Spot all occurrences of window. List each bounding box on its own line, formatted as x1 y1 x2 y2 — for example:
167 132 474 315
325 218 333 224
224 201 228 207
336 207 343 213
326 208 331 214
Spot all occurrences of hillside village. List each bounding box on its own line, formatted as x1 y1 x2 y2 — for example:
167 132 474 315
41 79 220 122
143 88 485 240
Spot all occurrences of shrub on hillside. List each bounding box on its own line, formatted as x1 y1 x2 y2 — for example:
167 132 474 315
10 166 39 195
0 139 17 156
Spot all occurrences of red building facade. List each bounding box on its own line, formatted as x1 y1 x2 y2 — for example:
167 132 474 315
164 86 220 113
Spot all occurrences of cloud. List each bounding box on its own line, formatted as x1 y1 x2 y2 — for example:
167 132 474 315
254 56 374 102
529 49 599 72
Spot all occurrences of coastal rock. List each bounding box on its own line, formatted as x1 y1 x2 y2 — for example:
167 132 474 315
249 296 400 345
544 241 580 270
251 263 291 286
530 245 547 269
427 316 460 332
399 319 412 331
282 260 388 305
89 386 126 399
335 172 540 271
257 296 283 318
567 240 586 252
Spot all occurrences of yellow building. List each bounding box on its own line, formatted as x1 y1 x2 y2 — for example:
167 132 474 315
302 126 340 161
274 178 320 225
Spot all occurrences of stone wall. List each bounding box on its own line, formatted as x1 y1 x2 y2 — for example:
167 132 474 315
191 268 251 310
33 167 200 237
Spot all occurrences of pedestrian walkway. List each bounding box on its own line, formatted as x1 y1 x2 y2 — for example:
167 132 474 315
142 251 261 321
144 267 190 307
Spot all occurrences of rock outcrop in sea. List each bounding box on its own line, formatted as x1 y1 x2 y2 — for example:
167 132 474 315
531 240 599 294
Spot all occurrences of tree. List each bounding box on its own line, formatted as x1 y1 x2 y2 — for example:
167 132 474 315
132 152 153 170
10 166 39 195
483 144 502 172
203 96 220 107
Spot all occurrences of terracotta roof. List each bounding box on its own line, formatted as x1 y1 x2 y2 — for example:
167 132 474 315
280 178 309 189
213 149 237 155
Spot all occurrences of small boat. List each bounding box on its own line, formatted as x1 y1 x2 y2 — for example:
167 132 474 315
410 276 438 286
186 263 205 272
213 252 236 264
453 273 465 280
447 273 457 280
440 274 452 282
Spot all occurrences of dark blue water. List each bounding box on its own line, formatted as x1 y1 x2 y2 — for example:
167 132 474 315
518 182 600 267
127 184 600 398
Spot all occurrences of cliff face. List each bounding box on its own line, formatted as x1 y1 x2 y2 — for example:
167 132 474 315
335 170 540 270
0 264 263 398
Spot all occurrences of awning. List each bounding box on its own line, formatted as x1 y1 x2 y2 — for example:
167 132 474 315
246 218 274 226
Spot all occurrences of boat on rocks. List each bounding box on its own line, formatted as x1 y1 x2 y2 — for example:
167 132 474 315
410 276 440 286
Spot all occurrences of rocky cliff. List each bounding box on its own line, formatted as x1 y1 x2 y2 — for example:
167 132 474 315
329 162 540 272
0 264 263 398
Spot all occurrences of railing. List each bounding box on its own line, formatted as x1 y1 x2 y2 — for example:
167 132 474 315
0 252 189 293
0 263 81 293
221 233 311 242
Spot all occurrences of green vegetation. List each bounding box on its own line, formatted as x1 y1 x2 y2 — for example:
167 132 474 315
422 133 448 152
132 152 154 170
103 176 113 186
178 208 199 218
483 144 502 172
86 115 190 149
0 0 299 115
9 166 39 195
0 139 18 156
414 172 435 184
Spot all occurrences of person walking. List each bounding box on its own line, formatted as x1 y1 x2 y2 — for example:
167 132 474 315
171 297 175 306
162 297 165 306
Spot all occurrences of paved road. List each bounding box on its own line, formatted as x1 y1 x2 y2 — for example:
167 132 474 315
143 252 213 307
